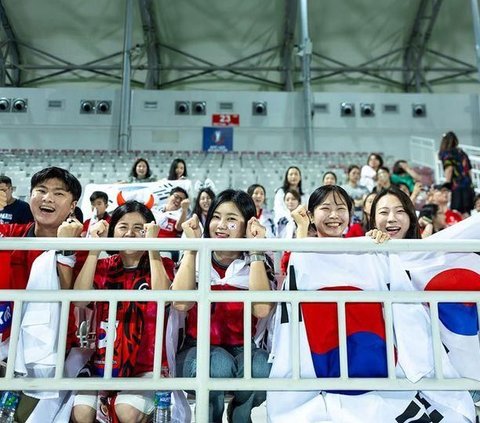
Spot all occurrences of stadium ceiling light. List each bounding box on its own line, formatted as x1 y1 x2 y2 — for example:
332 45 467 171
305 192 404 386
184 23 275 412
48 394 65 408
340 102 355 117
80 100 95 114
252 101 267 116
12 98 27 113
360 103 375 117
96 100 111 114
412 103 426 118
192 101 206 115
175 101 190 115
0 98 10 112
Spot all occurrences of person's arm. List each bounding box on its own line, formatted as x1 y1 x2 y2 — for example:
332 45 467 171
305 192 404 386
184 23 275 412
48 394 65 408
171 214 202 311
175 198 191 232
409 182 422 204
444 165 453 184
400 162 421 182
0 190 6 210
144 221 171 290
56 217 84 289
291 204 310 238
246 217 272 318
73 220 108 306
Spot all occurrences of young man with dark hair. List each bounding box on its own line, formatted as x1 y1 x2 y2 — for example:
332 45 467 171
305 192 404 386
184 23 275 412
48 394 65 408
81 190 110 237
0 166 84 419
156 186 190 238
0 175 33 224
0 166 83 346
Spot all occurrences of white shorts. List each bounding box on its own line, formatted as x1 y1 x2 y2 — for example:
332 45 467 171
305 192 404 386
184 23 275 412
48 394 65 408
73 373 155 415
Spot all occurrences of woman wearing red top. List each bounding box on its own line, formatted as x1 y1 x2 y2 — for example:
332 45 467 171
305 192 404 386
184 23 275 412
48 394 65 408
72 201 174 423
172 189 274 423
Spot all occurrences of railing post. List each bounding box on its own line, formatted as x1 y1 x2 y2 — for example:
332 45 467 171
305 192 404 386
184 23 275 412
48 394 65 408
196 244 212 422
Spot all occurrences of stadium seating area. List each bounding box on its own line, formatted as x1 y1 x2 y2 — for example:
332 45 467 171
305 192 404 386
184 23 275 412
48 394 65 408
1 149 406 201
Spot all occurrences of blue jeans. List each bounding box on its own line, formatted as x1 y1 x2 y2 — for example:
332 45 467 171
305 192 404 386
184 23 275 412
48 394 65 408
176 342 271 423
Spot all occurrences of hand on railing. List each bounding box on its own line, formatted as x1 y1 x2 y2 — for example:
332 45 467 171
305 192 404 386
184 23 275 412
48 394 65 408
365 228 390 244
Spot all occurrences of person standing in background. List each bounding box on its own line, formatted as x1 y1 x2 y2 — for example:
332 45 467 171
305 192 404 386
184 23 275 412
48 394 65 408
0 175 33 224
438 131 475 217
360 152 383 192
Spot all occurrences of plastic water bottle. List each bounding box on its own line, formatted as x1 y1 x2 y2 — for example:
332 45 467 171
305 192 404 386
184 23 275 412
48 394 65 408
153 366 171 423
0 391 20 423
153 391 171 423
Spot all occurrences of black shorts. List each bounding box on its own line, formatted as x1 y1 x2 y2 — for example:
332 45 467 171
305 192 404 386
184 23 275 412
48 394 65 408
451 185 475 214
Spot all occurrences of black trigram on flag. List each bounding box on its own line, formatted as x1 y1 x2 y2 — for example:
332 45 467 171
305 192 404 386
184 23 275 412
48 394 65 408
396 393 444 423
152 182 174 202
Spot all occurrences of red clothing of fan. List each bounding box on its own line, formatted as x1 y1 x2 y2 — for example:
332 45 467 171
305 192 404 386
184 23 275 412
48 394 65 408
185 259 256 346
0 222 78 349
92 254 174 377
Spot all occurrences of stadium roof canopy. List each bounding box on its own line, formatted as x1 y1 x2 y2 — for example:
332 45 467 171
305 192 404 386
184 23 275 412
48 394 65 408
1 0 479 93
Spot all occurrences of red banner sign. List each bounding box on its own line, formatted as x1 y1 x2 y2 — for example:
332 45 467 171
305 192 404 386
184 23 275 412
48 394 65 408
212 114 240 126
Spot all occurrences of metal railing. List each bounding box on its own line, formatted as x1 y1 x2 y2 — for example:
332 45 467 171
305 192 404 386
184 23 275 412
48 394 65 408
1 237 480 422
410 136 480 192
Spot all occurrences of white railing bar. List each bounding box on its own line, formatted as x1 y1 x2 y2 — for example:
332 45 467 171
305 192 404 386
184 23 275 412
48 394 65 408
196 243 211 423
243 299 252 380
103 300 118 379
2 237 480 253
337 301 348 380
291 300 300 380
384 301 396 380
5 300 23 379
54 300 71 378
429 301 444 379
152 300 166 380
1 377 479 392
1 290 479 303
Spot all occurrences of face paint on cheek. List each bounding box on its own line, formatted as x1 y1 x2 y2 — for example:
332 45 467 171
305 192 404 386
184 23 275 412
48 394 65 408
227 222 237 230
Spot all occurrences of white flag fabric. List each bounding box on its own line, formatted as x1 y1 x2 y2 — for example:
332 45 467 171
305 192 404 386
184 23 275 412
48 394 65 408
267 251 475 422
398 214 480 380
15 250 61 399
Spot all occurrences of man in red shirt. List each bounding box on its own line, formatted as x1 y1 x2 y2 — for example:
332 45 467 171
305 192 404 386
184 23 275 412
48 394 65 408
0 167 83 359
427 183 463 227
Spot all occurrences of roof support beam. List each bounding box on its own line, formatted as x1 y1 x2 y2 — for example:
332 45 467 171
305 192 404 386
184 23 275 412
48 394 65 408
281 0 297 91
118 0 134 152
298 0 314 153
403 0 443 92
138 0 160 89
470 0 480 82
0 0 20 86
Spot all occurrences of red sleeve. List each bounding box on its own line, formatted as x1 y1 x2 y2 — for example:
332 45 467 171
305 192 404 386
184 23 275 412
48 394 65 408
161 256 175 281
280 251 292 275
344 223 365 238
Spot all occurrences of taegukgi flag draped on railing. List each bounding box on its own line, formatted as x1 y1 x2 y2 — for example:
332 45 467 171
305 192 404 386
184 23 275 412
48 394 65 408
267 251 475 423
399 214 480 380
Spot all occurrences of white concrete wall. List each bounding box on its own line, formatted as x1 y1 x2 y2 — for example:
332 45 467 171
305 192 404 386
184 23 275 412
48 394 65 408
0 88 478 158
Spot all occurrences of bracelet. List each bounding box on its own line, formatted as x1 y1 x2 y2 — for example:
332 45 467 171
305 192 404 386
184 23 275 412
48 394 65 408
249 253 266 263
56 253 76 268
57 250 75 257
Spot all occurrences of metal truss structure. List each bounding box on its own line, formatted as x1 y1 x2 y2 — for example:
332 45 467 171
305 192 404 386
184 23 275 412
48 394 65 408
0 0 479 93
1 0 480 152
